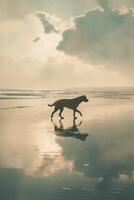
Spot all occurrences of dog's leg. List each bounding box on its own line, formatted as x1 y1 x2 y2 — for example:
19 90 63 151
59 108 64 119
76 109 82 117
51 107 58 118
73 110 77 119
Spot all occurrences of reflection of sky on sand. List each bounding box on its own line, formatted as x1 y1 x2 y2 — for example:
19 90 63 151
35 122 74 176
0 101 74 176
0 96 134 199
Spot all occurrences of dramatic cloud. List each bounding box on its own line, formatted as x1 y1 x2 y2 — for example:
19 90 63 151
1 1 134 89
57 8 134 73
36 12 59 34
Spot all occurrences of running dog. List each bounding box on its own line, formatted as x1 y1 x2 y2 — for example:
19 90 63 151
48 95 88 119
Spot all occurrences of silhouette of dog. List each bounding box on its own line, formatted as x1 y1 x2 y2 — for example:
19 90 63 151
48 95 88 119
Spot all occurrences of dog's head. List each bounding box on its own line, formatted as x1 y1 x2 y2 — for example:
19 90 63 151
81 95 89 102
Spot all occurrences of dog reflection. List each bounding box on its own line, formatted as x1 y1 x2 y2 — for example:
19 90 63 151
52 119 88 141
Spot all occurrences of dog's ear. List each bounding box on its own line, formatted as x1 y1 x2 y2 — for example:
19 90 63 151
82 95 86 99
81 95 85 98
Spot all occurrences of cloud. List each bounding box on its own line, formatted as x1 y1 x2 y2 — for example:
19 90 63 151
0 0 134 22
0 56 42 89
96 0 134 9
96 0 111 10
0 56 80 89
0 7 134 89
36 12 59 34
57 8 134 74
39 57 86 88
1 55 129 90
0 0 97 21
32 37 40 43
0 13 61 60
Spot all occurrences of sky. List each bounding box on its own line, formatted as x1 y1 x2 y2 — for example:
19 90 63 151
0 0 134 89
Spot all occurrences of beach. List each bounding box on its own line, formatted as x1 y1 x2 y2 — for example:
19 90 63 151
0 88 134 200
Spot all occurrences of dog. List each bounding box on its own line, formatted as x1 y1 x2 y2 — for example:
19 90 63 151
48 95 88 119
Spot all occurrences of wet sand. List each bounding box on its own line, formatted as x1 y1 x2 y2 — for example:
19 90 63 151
0 89 134 200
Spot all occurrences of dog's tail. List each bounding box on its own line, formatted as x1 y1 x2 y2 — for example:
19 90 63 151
48 103 55 107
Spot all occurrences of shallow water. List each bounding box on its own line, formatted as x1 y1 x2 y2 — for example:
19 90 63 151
0 89 134 200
